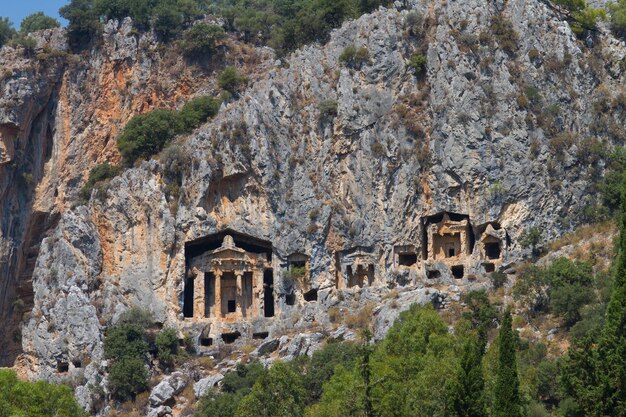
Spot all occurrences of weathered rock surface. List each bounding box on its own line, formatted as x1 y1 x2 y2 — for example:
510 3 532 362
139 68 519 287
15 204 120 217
193 373 225 399
149 372 188 407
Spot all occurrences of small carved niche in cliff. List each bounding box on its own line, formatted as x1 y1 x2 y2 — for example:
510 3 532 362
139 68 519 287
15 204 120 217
426 269 440 279
484 241 501 259
483 262 495 273
57 360 69 373
253 331 269 340
285 293 296 306
451 265 464 279
72 358 82 368
200 337 213 346
303 288 318 302
221 331 241 344
395 245 418 267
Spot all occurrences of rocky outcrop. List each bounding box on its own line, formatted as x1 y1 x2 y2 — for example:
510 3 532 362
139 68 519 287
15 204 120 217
1 0 625 413
0 18 272 367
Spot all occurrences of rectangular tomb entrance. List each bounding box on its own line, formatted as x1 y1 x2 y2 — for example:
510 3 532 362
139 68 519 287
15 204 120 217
184 231 274 322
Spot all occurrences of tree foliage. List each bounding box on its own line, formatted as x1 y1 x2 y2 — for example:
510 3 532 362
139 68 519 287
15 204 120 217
180 23 225 58
235 362 306 417
20 12 60 34
0 369 87 417
156 327 180 366
103 310 152 400
117 109 182 166
594 174 626 416
0 17 17 48
217 66 248 95
60 0 101 50
610 0 626 35
79 162 120 202
178 95 221 133
493 308 523 417
513 258 595 327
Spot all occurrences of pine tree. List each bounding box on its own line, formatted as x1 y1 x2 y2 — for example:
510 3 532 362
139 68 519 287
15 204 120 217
454 334 487 417
492 308 522 417
595 175 626 417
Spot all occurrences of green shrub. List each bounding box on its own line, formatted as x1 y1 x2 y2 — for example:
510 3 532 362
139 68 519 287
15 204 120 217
153 2 183 41
338 45 369 68
490 271 508 289
0 17 17 48
408 54 427 75
405 11 424 35
117 306 154 327
80 162 120 202
222 361 266 394
284 265 307 281
217 66 248 95
0 369 87 417
610 0 626 35
104 309 153 400
117 109 182 166
553 0 605 35
462 289 499 333
303 341 359 404
519 226 542 255
9 35 37 54
318 99 338 118
196 389 244 417
60 0 102 51
107 356 149 401
178 96 221 133
20 12 60 34
104 323 149 361
156 327 179 366
236 362 306 417
180 23 225 58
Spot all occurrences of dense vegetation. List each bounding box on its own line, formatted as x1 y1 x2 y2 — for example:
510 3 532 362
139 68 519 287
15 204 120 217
116 95 220 166
103 308 191 400
0 369 86 417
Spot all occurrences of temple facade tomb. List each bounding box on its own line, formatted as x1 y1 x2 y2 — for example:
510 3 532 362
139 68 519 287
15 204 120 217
424 212 473 261
184 234 274 322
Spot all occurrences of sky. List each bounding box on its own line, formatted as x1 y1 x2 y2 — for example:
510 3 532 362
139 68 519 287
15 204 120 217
3 0 70 28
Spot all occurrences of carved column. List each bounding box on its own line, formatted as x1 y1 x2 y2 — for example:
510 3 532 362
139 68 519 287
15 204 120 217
193 267 205 319
252 269 261 317
235 271 243 318
214 269 222 319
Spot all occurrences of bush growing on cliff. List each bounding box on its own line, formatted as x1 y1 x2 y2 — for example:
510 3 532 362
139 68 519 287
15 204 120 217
408 53 427 75
0 369 87 417
104 309 154 400
338 45 369 68
610 0 626 35
217 66 248 95
552 0 606 35
60 0 101 51
116 95 221 166
80 162 121 202
180 23 226 58
20 12 60 34
178 95 221 133
0 17 17 48
156 327 180 367
117 109 182 166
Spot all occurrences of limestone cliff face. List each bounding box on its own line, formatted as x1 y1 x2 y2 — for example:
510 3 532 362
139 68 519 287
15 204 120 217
0 18 271 367
1 0 626 412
